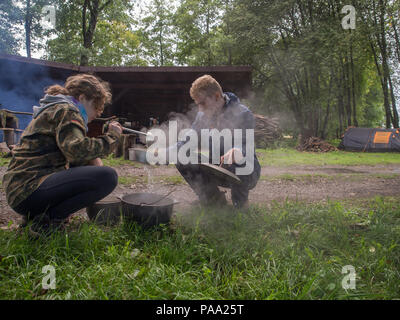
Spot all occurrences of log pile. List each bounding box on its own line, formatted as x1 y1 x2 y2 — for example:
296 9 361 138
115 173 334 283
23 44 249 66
296 136 338 152
254 114 282 148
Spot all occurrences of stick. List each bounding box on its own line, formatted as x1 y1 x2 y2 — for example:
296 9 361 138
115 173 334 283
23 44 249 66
122 127 153 137
1 109 33 116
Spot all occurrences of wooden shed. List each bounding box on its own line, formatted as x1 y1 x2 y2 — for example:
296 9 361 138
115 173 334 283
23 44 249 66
0 54 252 130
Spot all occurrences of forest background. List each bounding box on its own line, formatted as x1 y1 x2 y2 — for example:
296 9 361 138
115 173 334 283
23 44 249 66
1 0 399 139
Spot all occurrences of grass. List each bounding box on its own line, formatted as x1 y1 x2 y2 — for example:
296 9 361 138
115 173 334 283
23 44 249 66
260 173 400 182
118 176 146 186
257 148 400 167
118 175 184 186
0 156 10 167
2 149 400 168
1 196 400 299
154 175 185 185
102 154 143 168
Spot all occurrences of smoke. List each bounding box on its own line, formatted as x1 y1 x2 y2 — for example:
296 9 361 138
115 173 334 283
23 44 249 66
146 103 199 148
0 57 65 130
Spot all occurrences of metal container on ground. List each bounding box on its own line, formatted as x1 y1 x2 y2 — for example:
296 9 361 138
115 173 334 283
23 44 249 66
121 193 175 228
129 148 148 164
86 195 122 226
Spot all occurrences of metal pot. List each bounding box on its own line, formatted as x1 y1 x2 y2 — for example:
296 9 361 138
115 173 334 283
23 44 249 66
129 148 149 164
120 193 176 228
86 196 122 226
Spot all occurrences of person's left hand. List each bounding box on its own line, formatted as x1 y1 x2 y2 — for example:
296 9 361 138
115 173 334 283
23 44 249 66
89 158 103 166
220 148 244 166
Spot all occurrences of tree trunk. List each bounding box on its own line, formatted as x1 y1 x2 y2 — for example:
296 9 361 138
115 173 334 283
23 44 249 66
392 16 400 62
378 0 393 128
80 0 112 66
321 72 333 139
25 0 31 58
159 26 164 66
350 37 358 127
389 75 399 128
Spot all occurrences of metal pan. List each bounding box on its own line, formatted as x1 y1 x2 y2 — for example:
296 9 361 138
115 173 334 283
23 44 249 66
120 193 177 228
198 163 242 187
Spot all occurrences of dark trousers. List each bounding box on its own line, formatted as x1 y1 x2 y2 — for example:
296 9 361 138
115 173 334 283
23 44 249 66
176 163 259 207
13 166 118 221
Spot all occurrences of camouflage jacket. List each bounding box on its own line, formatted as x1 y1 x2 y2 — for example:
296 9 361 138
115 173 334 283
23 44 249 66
2 100 121 209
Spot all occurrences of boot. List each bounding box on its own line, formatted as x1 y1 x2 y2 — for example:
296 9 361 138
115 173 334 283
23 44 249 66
200 190 227 208
29 215 66 239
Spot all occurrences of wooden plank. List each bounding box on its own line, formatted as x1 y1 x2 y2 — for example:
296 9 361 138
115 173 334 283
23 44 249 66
0 128 24 132
1 109 33 116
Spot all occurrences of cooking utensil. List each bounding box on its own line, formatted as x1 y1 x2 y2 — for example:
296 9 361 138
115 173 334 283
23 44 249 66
120 193 176 228
139 187 178 206
129 148 148 164
122 127 153 137
198 163 242 187
86 195 122 226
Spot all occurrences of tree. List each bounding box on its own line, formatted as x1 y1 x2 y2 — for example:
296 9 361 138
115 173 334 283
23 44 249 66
174 0 225 66
138 0 177 66
23 0 52 58
45 0 143 66
226 0 384 138
357 0 399 128
0 0 21 54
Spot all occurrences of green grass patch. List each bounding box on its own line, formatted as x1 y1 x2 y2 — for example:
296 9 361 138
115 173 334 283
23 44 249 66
0 156 10 167
118 176 146 185
257 148 400 167
260 173 400 182
154 175 185 185
102 154 143 168
261 173 334 182
118 175 185 186
1 197 400 299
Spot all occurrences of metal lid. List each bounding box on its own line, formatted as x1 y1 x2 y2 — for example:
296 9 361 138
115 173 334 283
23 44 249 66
95 195 121 205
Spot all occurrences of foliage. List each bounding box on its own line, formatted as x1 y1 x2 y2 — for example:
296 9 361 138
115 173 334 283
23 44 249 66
0 0 21 54
1 197 400 299
45 0 144 66
138 0 177 66
1 0 398 138
256 148 400 167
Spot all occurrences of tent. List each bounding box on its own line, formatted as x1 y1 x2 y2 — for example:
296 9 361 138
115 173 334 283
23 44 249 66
339 128 400 152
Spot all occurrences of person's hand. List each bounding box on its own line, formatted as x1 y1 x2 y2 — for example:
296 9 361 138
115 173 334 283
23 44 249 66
107 121 123 136
220 148 244 167
89 158 103 166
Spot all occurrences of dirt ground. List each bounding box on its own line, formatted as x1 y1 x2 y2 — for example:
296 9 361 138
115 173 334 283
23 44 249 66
1 163 400 228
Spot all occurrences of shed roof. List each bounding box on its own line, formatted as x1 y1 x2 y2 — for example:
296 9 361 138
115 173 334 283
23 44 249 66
0 54 252 127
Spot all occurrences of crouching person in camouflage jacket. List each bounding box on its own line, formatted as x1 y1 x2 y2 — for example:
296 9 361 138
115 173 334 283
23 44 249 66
2 74 123 238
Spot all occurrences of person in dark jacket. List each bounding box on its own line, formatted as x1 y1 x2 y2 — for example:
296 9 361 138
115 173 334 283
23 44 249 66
2 74 123 236
176 75 261 208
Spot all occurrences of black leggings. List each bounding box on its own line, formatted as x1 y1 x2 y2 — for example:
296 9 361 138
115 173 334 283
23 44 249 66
13 166 118 221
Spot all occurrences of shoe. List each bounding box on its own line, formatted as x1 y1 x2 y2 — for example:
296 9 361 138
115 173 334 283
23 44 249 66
19 216 28 228
28 215 66 239
233 199 249 210
200 191 228 208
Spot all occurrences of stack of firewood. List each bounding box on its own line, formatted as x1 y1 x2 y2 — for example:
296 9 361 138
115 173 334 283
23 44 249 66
296 136 338 152
254 114 282 148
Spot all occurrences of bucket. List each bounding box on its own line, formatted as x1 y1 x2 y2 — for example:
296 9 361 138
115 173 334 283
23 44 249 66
14 130 22 145
121 193 176 228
